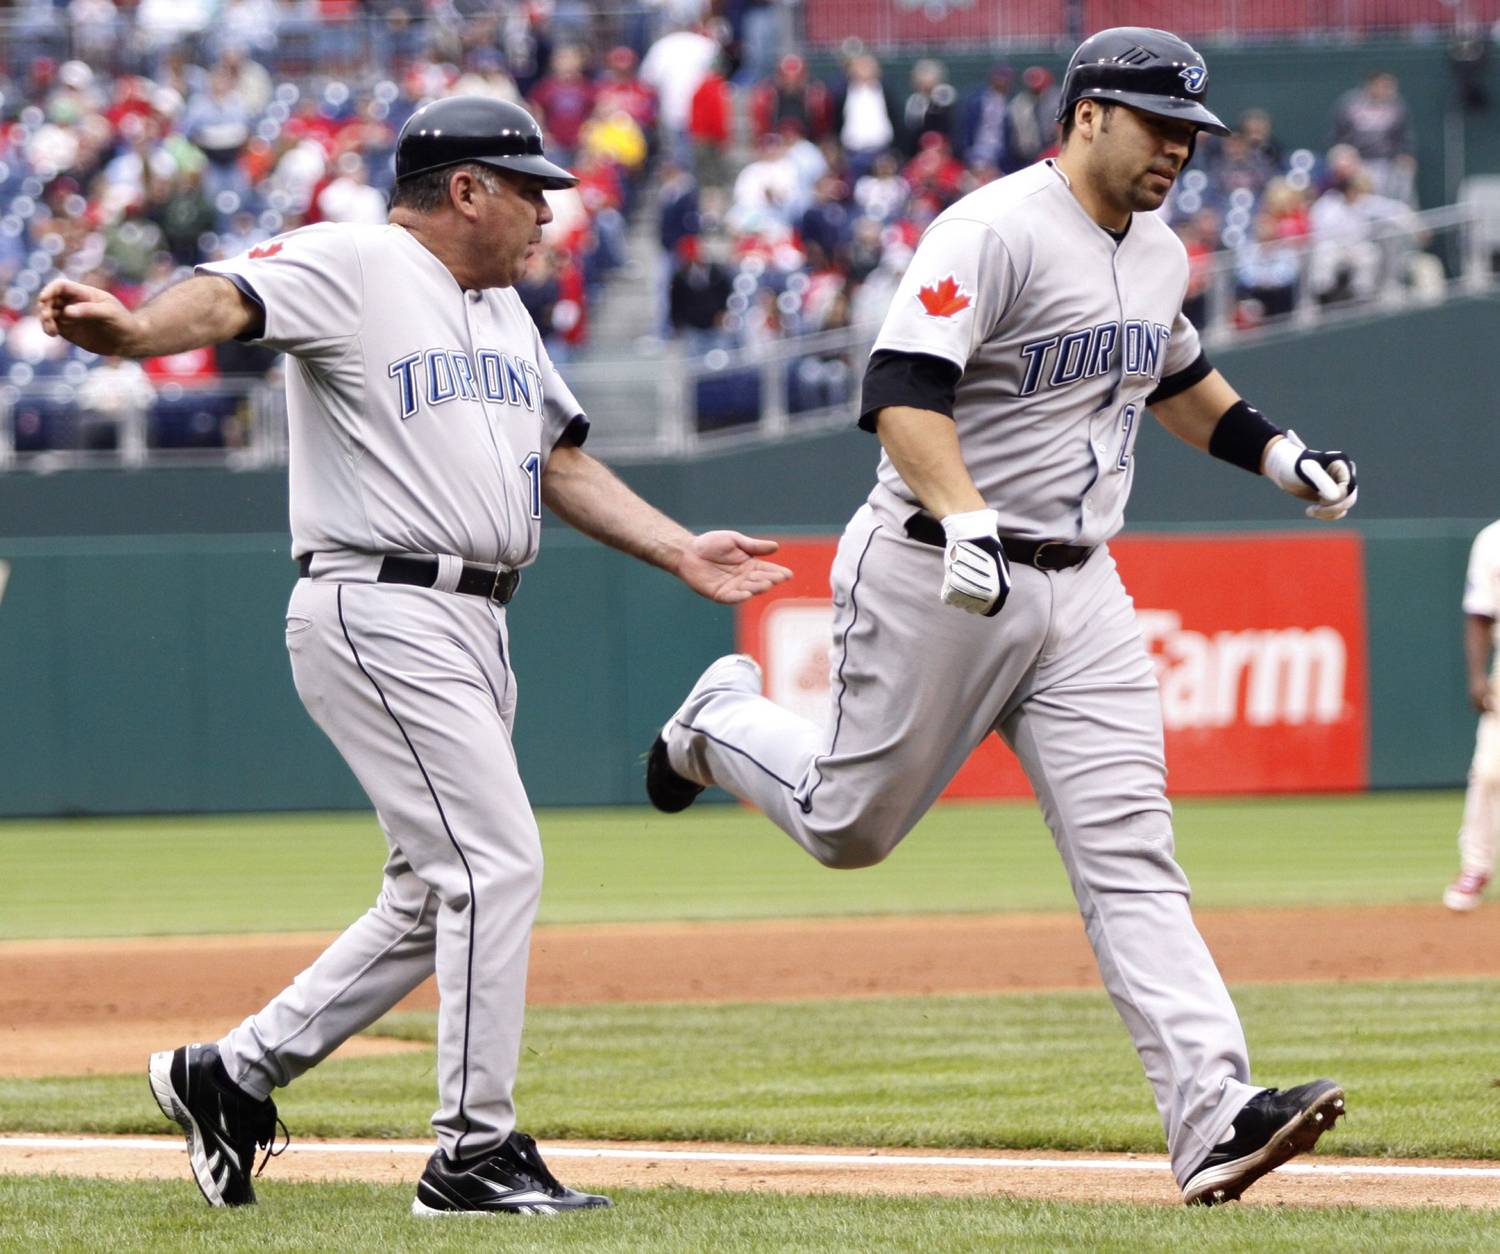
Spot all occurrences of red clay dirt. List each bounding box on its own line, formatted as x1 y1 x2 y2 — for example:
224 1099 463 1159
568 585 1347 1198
3 905 1498 1208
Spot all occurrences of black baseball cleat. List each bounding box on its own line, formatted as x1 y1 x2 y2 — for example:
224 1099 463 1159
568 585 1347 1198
645 734 706 812
645 654 763 813
1181 1079 1346 1205
148 1043 287 1206
412 1131 612 1215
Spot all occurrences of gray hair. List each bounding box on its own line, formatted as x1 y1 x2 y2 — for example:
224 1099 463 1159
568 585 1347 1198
389 162 502 213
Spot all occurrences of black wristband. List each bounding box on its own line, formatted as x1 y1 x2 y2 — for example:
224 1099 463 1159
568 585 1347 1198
1208 399 1283 475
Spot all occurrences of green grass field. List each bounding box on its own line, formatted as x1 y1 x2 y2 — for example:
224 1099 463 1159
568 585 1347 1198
0 791 1471 938
2 793 1494 1249
3 1179 1494 1254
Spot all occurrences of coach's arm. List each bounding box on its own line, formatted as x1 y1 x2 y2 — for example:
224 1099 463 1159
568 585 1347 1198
37 275 264 358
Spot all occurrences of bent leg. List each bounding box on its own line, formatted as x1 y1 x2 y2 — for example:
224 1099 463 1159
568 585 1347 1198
667 509 1051 867
1002 551 1257 1183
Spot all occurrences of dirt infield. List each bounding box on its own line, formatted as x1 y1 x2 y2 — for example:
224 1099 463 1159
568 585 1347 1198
3 904 1498 1207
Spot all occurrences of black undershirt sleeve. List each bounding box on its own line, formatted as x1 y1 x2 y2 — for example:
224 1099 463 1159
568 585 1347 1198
857 350 964 432
1146 350 1213 407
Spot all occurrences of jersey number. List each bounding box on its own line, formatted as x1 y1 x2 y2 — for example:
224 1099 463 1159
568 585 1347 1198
1116 404 1138 471
522 452 542 519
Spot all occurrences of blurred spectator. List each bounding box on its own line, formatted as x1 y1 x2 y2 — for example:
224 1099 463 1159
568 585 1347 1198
852 151 908 225
1238 109 1284 174
74 355 153 459
901 132 964 220
958 63 1015 172
1009 66 1059 167
1308 159 1416 304
180 64 253 205
729 131 802 232
315 153 387 224
731 0 792 88
148 167 217 262
833 53 899 181
687 54 735 191
899 58 957 159
580 105 649 183
1176 206 1222 327
1235 222 1302 323
594 46 657 134
528 45 596 164
799 174 851 269
750 53 832 144
1331 71 1416 205
1204 127 1279 204
669 235 733 350
67 2 122 76
640 20 720 167
453 48 523 104
214 0 281 59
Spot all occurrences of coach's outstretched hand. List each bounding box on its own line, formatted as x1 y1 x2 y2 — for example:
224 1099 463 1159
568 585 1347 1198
37 279 141 356
677 532 793 604
1264 430 1358 521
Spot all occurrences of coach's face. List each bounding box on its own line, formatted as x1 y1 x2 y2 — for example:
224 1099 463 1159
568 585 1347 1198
473 167 554 288
1093 104 1197 215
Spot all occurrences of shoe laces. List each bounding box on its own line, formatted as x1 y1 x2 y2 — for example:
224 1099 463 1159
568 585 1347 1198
254 1116 291 1179
507 1131 565 1193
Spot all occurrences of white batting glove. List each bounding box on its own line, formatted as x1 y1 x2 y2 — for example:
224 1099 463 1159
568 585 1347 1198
940 509 1012 617
1264 430 1359 521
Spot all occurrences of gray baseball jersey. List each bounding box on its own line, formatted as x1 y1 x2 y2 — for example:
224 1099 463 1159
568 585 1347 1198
202 222 583 571
868 160 1199 543
661 159 1261 1183
199 222 583 1163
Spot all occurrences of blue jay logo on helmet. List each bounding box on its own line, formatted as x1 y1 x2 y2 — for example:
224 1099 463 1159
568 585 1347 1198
1178 66 1207 94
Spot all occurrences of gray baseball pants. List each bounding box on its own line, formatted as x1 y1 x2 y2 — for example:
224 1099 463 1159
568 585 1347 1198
665 502 1259 1182
218 577 537 1164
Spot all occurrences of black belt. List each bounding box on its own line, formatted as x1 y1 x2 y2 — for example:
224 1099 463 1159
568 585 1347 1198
903 512 1094 572
298 554 521 605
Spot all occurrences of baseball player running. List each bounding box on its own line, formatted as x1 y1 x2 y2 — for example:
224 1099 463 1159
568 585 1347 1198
1442 518 1500 911
647 28 1356 1205
38 97 790 1216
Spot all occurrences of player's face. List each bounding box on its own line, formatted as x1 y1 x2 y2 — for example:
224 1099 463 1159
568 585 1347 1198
1094 106 1197 215
477 169 554 287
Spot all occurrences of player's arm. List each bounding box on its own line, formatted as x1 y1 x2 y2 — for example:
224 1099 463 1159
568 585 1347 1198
540 442 791 604
863 351 1010 617
1150 364 1358 520
37 275 263 358
1465 613 1495 713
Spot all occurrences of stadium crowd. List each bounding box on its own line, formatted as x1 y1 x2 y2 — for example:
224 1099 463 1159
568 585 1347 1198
0 1 1441 453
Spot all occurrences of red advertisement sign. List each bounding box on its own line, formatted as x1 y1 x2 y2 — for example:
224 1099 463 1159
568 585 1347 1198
738 532 1368 798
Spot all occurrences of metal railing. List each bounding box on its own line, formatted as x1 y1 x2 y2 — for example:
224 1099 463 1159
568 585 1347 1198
2 199 1495 471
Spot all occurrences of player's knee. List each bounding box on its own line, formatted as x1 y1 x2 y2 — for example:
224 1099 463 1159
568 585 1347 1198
801 810 904 869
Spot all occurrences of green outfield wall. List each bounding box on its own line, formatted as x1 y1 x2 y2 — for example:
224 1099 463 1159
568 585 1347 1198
0 523 1482 815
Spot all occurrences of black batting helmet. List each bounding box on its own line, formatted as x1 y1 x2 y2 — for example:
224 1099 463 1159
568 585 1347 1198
1056 27 1230 137
395 96 578 190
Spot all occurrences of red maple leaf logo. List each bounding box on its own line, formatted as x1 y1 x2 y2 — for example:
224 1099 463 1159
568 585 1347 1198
917 274 972 318
248 241 284 260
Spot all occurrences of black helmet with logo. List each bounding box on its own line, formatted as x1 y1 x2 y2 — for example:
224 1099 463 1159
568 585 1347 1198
1056 27 1230 136
395 96 578 189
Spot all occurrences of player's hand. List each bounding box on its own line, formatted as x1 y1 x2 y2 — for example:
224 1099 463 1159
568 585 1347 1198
36 279 141 356
677 531 793 604
940 509 1011 617
1263 430 1358 520
1469 676 1494 714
